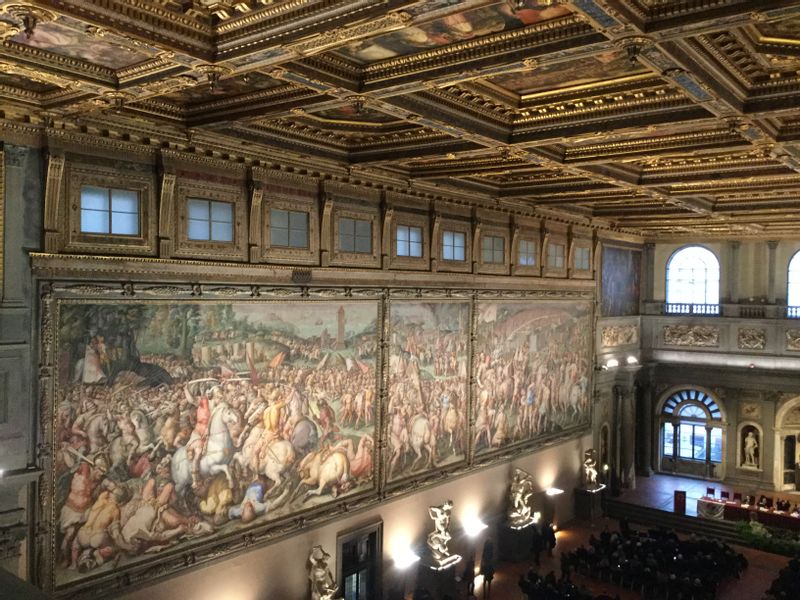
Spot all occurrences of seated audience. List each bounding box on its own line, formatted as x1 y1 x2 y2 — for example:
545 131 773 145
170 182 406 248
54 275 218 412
561 524 746 599
764 557 800 600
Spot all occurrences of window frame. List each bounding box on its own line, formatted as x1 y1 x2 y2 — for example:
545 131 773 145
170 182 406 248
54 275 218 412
665 245 720 307
79 185 141 237
174 176 248 262
659 388 724 471
339 216 373 254
258 174 320 266
64 161 156 256
517 238 537 267
547 241 566 269
435 217 471 273
573 245 592 271
476 225 509 275
481 234 505 265
394 224 423 258
442 230 467 263
269 207 309 250
788 250 800 309
186 198 235 243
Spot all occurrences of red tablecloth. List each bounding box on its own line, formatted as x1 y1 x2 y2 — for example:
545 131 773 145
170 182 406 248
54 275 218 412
697 497 800 531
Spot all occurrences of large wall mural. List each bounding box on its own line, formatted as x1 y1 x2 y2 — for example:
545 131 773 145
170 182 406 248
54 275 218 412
386 301 470 483
39 287 592 596
473 301 593 456
50 300 379 588
601 245 641 317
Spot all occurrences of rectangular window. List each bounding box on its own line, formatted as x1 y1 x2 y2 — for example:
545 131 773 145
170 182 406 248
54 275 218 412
710 427 722 463
270 208 308 248
574 246 591 270
80 185 140 236
187 199 234 242
663 423 674 457
339 217 372 253
547 242 565 268
518 239 537 266
396 224 423 257
481 235 505 264
442 230 466 261
678 424 707 461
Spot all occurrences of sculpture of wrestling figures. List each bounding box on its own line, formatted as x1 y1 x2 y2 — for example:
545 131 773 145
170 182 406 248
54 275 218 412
308 545 339 600
427 500 461 570
508 468 537 530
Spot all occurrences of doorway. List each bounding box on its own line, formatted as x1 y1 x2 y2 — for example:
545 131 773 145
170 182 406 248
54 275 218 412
337 521 383 600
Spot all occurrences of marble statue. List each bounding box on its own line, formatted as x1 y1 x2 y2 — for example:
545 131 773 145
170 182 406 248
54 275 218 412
743 429 759 468
308 545 338 600
584 449 598 487
427 500 461 569
508 468 536 529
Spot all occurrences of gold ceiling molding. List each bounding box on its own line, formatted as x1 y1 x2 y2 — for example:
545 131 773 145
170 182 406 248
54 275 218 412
0 1 800 236
286 10 412 57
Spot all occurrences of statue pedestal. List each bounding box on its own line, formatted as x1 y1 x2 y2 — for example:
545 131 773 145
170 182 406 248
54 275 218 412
574 485 605 521
417 558 461 599
498 522 533 562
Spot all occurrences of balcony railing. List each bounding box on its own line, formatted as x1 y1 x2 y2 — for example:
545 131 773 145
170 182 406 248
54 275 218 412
664 303 720 316
644 302 798 319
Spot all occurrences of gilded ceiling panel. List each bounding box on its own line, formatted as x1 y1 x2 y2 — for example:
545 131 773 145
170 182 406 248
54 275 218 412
489 50 649 96
159 71 283 104
7 16 152 69
336 1 571 64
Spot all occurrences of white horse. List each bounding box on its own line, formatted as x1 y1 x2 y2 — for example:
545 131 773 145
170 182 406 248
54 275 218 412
172 402 241 494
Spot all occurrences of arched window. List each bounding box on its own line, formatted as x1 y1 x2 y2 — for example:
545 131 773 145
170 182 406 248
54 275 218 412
788 251 800 311
666 246 720 311
660 389 723 466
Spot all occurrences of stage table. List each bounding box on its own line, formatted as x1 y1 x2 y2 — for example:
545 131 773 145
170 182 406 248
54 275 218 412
697 497 800 531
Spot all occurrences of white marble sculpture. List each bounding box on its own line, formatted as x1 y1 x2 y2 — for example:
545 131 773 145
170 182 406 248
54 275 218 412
308 545 338 600
508 468 536 529
427 500 461 569
584 449 598 488
743 429 759 468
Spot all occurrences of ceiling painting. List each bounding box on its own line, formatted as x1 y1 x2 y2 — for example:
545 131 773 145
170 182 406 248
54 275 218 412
490 51 650 96
8 17 151 70
337 1 572 64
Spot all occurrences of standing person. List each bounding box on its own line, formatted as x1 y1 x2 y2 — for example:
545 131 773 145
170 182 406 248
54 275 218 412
480 540 495 599
530 524 543 566
543 522 557 557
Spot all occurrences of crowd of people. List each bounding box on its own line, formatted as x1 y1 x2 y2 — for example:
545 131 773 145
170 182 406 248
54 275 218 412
561 525 747 599
765 556 800 599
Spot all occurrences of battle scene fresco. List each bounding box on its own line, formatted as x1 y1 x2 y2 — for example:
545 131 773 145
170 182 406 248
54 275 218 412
601 246 641 317
51 300 379 586
337 1 571 64
490 51 647 95
473 301 592 455
386 301 470 483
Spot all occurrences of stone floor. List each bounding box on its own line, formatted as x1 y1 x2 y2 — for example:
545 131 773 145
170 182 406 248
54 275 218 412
406 516 789 599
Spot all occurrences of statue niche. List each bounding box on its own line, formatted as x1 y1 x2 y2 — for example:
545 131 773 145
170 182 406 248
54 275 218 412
740 425 760 470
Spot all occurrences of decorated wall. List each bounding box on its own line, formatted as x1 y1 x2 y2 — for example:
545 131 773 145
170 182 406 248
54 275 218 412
38 284 593 597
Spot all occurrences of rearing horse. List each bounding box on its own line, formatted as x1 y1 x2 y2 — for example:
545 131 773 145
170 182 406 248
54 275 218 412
172 402 241 495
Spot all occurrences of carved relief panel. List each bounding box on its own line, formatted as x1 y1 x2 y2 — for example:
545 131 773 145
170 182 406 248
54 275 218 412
601 324 639 348
663 325 720 347
738 328 766 350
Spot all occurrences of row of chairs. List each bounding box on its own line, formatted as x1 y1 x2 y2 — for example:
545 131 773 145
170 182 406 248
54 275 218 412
705 487 743 502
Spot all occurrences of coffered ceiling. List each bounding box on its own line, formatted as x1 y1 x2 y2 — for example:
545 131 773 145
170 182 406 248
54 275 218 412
1 0 800 239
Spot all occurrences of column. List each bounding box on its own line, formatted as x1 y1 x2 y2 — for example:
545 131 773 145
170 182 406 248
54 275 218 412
643 242 655 307
671 422 678 473
728 241 740 304
767 240 779 304
637 382 653 477
705 426 713 479
618 384 637 490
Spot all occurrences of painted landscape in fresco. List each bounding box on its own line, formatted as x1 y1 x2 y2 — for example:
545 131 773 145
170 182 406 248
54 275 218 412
386 302 470 482
601 246 641 317
473 301 592 455
338 1 571 64
52 301 378 585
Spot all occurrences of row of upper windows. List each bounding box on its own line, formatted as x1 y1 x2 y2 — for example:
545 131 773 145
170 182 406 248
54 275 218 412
78 185 589 269
666 245 800 307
